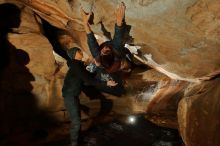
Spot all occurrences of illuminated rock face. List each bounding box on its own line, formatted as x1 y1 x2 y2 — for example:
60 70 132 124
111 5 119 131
178 78 220 146
18 0 220 81
0 0 220 146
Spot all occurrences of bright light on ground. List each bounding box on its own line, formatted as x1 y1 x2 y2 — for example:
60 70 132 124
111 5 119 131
128 116 136 124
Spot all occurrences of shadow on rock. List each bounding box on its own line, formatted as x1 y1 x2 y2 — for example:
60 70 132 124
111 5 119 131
0 3 60 146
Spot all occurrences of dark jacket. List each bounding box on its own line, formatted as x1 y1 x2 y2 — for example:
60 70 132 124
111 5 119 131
62 59 106 98
87 24 127 73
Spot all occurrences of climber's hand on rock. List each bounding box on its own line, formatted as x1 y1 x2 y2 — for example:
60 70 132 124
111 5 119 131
80 7 91 25
116 2 126 26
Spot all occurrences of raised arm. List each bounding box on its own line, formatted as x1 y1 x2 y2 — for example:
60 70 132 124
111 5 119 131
112 2 126 56
80 8 92 34
116 2 126 27
80 8 100 59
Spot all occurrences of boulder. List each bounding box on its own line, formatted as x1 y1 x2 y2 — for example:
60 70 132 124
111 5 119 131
178 77 220 146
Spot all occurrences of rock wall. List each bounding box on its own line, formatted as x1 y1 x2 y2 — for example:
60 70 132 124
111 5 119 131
178 77 220 146
19 0 220 82
0 0 220 146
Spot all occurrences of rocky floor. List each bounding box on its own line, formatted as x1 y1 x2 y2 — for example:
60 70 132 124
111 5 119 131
1 113 183 146
78 115 183 146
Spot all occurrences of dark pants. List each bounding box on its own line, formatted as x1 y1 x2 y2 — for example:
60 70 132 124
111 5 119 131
64 95 80 145
96 84 125 96
63 83 124 145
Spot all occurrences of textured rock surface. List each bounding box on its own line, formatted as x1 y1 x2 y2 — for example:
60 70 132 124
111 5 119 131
178 78 220 146
0 2 61 138
19 0 220 81
0 0 220 146
8 33 56 76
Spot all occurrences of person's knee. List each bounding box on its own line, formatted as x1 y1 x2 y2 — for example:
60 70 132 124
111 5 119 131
74 121 81 130
71 118 81 130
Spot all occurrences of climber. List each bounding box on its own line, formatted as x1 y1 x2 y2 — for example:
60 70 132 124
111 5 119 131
56 28 125 96
62 47 117 146
80 2 133 95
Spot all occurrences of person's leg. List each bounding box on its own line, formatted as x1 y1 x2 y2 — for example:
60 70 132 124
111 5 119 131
64 96 80 146
82 85 113 116
82 85 101 100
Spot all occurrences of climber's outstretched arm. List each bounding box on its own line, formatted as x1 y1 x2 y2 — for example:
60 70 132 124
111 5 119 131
80 8 92 34
80 8 100 59
113 2 126 56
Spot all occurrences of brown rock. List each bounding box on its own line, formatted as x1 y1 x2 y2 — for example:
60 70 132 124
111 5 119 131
178 77 220 146
1 1 220 145
8 33 56 77
129 69 189 128
6 33 64 111
16 6 43 33
17 0 220 81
